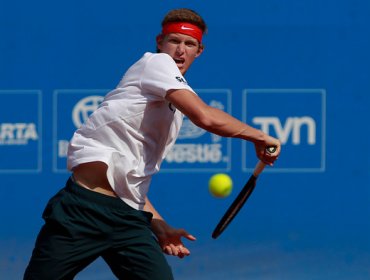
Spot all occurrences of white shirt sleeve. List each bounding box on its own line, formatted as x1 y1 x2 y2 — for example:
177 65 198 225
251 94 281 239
140 53 195 99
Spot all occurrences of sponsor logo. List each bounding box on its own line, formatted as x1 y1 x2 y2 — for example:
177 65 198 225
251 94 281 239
175 76 188 84
253 116 316 145
0 90 42 172
243 89 326 172
168 102 176 112
0 123 38 145
181 25 194 31
165 144 223 163
72 95 104 128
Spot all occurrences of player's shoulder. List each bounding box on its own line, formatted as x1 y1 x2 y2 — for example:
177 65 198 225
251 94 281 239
142 52 174 65
127 52 173 74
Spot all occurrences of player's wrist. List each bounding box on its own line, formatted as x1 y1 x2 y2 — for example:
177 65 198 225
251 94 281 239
151 218 170 234
248 129 267 144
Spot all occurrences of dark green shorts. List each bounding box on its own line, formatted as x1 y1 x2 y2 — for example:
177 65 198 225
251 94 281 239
24 177 173 280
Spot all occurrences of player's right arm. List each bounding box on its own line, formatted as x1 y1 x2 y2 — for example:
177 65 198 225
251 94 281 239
166 89 281 165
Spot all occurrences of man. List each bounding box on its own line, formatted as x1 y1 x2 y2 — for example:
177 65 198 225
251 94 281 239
24 8 281 280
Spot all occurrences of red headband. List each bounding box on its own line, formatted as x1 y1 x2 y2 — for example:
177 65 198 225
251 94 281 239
162 22 203 43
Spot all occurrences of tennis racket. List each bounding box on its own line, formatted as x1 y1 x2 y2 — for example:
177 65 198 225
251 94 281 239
212 147 276 239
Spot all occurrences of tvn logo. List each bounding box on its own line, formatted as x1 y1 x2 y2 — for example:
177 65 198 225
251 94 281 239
253 116 316 145
243 89 326 172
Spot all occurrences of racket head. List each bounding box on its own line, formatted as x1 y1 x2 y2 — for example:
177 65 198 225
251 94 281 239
212 175 257 239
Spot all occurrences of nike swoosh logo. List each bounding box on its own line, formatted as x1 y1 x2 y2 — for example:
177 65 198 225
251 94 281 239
180 26 194 31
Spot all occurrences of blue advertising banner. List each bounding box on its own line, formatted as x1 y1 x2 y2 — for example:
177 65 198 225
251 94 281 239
0 1 369 279
243 89 326 172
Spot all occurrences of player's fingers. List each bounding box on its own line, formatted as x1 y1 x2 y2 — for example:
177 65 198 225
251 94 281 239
178 253 185 259
178 229 196 241
169 244 180 256
262 147 280 166
177 250 186 259
163 245 173 255
178 245 191 256
164 245 189 258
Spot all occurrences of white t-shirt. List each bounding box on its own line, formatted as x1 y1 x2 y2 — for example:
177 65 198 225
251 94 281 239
67 52 196 210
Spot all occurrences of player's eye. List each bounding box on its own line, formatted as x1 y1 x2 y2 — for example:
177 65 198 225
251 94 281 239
185 41 197 48
168 38 180 44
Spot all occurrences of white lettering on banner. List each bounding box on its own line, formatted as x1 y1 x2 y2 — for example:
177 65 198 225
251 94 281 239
0 123 38 145
165 144 222 163
253 117 316 145
58 140 69 157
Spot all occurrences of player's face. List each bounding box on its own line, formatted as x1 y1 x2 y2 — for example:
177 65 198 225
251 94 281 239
157 33 204 75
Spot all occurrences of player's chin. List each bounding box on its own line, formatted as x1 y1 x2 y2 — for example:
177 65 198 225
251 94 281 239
177 65 187 75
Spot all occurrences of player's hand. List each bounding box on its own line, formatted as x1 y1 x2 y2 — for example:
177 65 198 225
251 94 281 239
255 136 281 166
151 219 196 258
159 227 196 258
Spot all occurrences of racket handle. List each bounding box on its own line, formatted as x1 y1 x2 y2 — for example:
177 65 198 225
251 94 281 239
253 146 277 177
253 161 266 177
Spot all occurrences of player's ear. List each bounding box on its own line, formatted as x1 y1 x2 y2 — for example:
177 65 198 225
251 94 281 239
195 44 204 58
156 34 164 51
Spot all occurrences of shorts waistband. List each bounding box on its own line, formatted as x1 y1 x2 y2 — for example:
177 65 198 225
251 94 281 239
65 176 133 210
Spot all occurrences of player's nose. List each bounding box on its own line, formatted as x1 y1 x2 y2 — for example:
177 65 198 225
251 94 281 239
176 43 185 54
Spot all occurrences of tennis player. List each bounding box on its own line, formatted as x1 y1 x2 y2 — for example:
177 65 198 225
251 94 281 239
24 8 281 280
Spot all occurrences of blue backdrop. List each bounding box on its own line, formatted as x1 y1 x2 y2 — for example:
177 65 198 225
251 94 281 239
1 1 369 279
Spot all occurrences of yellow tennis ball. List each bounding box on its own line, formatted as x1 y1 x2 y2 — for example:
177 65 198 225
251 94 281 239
209 173 233 198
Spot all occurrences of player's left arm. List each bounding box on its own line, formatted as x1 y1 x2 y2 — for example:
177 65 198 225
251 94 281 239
144 197 196 258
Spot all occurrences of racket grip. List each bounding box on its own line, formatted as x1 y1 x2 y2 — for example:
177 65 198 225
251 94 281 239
253 161 266 177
